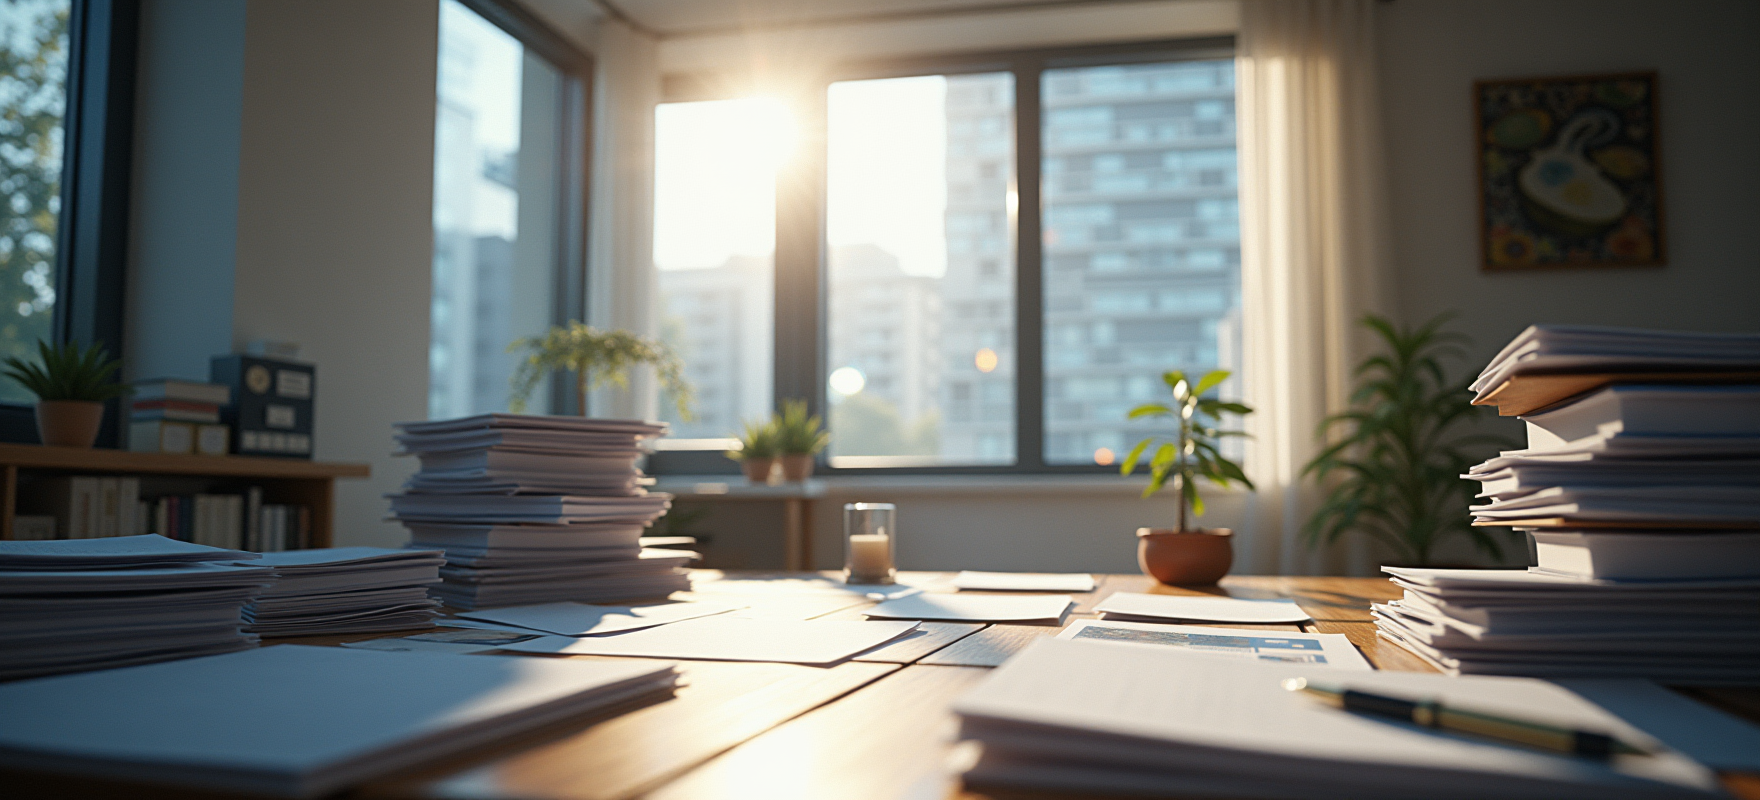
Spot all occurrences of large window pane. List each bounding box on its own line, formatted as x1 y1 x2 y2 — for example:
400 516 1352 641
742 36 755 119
430 0 564 418
0 0 70 403
827 73 1016 467
653 98 784 439
1041 60 1242 465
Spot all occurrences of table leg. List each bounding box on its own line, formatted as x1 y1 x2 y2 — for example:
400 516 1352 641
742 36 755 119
784 498 804 571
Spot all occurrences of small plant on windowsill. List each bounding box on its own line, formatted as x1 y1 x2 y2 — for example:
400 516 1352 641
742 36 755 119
727 418 780 484
772 399 829 482
2 340 130 448
1120 369 1255 585
508 323 693 419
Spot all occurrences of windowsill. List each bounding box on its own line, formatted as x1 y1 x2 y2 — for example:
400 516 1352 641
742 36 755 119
652 473 1184 497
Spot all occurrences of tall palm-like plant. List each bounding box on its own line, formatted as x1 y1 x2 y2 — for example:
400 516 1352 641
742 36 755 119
1302 314 1516 565
508 323 692 418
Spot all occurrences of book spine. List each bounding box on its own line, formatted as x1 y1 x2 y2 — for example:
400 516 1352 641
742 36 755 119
296 506 310 549
245 487 263 552
119 477 141 536
72 477 98 538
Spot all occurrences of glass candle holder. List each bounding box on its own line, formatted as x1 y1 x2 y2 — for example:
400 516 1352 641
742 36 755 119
843 502 897 585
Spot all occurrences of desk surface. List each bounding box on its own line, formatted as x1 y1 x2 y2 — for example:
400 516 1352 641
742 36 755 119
10 572 1760 800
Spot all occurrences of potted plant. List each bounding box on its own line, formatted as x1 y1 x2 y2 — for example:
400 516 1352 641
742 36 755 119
1121 369 1254 585
728 418 779 484
1303 314 1517 566
508 323 693 418
2 340 129 448
773 399 829 481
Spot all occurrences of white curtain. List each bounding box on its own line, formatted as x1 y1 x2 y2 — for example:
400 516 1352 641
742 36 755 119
1235 0 1395 575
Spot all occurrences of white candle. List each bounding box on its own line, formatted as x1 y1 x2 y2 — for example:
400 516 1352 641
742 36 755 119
847 533 892 581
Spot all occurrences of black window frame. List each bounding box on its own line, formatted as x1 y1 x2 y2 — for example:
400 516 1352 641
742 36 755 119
0 0 139 445
443 0 594 415
654 35 1237 476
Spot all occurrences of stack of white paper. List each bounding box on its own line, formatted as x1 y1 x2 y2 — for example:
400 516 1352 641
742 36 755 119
243 548 445 637
388 414 692 609
1470 325 1760 403
0 645 680 797
1374 567 1760 683
954 638 1728 799
0 535 273 679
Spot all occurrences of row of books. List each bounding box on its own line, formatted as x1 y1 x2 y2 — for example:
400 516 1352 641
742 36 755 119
1375 324 1760 684
11 476 310 551
150 493 312 553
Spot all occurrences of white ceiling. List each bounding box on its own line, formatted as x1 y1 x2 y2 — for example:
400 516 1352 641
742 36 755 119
604 0 1122 37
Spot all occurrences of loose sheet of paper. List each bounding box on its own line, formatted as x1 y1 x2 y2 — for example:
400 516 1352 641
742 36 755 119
1095 592 1311 623
341 628 544 654
864 593 1073 623
454 599 746 637
1057 620 1371 670
497 617 920 665
952 571 1096 592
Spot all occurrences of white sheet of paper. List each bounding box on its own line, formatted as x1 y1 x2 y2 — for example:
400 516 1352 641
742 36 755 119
1057 620 1371 670
497 617 920 665
454 599 746 637
1554 679 1760 771
952 571 1096 592
865 593 1073 622
1095 592 1310 623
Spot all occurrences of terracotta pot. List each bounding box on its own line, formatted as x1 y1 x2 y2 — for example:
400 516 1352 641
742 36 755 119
740 457 777 484
36 400 105 448
778 453 815 482
1137 527 1233 586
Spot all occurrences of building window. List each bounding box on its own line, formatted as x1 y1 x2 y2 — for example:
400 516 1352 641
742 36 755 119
653 39 1238 473
428 0 587 419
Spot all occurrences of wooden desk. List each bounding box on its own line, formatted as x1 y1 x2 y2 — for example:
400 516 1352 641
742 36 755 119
8 573 1757 800
653 479 824 570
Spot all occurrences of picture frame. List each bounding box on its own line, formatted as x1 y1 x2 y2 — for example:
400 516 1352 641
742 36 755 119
1475 71 1665 271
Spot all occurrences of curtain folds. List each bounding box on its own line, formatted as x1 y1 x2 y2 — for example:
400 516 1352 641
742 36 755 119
1235 0 1395 575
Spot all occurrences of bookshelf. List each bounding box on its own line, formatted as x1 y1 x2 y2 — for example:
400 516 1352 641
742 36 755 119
0 443 370 546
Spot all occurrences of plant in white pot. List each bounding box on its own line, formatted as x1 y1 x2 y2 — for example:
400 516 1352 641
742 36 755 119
2 340 129 448
1120 369 1254 585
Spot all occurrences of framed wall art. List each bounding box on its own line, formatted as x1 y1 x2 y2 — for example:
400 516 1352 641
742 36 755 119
1475 71 1664 270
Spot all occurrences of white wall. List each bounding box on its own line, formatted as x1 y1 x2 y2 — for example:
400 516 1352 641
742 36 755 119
1378 0 1760 367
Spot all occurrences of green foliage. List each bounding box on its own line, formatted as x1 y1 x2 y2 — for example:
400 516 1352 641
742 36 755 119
727 417 779 461
773 399 829 456
1121 369 1254 532
0 3 70 402
1 339 127 402
1302 314 1518 565
508 323 692 418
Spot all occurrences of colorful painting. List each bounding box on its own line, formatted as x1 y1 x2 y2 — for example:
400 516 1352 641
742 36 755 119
1476 72 1664 270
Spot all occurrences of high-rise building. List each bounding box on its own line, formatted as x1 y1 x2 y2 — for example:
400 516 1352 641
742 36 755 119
655 255 774 439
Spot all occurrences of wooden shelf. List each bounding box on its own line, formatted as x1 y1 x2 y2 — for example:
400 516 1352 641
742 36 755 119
0 443 371 546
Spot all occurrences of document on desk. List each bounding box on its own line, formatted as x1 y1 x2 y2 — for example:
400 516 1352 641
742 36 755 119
341 628 545 654
454 599 747 637
1095 592 1311 623
954 638 1725 800
0 645 678 799
864 593 1073 623
1057 620 1371 670
952 571 1096 592
497 617 920 665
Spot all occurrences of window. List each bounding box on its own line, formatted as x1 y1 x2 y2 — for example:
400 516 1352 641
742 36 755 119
429 0 587 419
0 0 135 442
652 38 1238 474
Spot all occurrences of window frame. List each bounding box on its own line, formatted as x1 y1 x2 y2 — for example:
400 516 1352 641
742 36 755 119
0 0 140 445
656 35 1237 476
442 0 594 415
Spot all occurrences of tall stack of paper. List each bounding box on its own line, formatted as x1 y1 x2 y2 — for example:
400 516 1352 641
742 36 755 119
1377 328 1760 682
243 548 445 636
388 414 691 609
0 645 680 797
0 535 273 679
954 638 1726 799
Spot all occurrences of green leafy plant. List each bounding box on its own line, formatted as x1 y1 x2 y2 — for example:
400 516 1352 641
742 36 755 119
1 340 128 402
773 399 829 456
509 323 692 418
727 418 779 462
1121 369 1255 532
1302 314 1517 565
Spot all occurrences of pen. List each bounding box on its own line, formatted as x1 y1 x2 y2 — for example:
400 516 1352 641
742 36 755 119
1281 677 1654 759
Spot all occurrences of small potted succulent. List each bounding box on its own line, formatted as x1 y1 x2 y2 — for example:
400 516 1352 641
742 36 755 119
2 340 129 448
1121 369 1254 585
728 418 779 484
773 399 829 482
